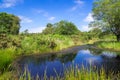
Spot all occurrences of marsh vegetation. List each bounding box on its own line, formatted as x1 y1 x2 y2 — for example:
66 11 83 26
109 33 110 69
0 0 120 79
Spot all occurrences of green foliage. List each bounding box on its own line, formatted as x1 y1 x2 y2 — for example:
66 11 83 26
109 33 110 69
21 34 76 54
0 47 16 73
88 28 102 39
42 23 54 34
21 29 29 35
54 20 80 35
94 41 120 52
0 12 20 34
92 0 120 41
0 34 21 48
99 34 116 41
42 20 80 35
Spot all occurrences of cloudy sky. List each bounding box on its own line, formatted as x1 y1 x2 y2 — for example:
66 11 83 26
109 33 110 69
0 0 94 33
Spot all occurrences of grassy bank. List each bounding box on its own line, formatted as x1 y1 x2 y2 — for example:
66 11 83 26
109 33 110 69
94 41 120 52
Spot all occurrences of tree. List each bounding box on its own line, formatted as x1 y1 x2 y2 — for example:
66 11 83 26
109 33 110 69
88 28 102 39
42 23 54 34
92 0 120 41
0 12 20 34
42 21 80 35
54 20 79 35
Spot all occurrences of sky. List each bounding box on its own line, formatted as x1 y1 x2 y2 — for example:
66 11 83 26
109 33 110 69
0 0 94 33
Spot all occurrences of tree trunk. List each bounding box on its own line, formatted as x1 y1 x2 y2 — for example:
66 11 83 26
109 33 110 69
116 35 120 42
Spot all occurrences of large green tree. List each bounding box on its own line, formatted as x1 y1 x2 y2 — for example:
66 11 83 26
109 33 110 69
92 0 120 41
42 20 80 35
54 20 79 35
0 12 20 34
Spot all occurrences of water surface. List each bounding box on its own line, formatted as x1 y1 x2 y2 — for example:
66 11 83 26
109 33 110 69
18 48 120 78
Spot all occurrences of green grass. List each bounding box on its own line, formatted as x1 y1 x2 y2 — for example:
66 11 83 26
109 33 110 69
0 47 16 73
17 66 119 80
94 41 120 52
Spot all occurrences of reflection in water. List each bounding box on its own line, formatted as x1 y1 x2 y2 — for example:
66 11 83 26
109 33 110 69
18 49 120 78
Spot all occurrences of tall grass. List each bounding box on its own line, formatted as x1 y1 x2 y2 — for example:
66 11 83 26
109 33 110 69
1 65 120 80
0 47 16 73
17 66 117 80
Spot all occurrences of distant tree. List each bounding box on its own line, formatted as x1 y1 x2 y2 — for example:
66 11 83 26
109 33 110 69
42 21 80 35
0 12 20 34
42 23 54 34
21 29 29 35
24 29 29 33
54 20 79 35
46 23 53 28
92 0 120 41
88 28 102 39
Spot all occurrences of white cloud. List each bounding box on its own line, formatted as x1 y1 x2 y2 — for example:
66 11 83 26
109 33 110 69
33 9 49 17
33 9 56 21
18 15 33 23
48 16 55 21
28 27 46 33
80 25 92 31
43 12 49 17
71 6 78 11
74 0 84 5
84 13 94 22
0 0 23 8
70 0 84 11
34 9 44 14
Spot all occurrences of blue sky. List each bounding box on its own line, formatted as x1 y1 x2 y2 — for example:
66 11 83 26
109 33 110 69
0 0 94 33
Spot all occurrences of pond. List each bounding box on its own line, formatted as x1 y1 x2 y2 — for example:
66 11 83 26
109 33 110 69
17 47 120 79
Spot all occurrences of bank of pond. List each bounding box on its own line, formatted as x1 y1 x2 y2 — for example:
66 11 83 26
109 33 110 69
1 46 120 80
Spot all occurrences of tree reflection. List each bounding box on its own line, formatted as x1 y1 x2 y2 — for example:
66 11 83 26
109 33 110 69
58 53 77 63
88 48 103 55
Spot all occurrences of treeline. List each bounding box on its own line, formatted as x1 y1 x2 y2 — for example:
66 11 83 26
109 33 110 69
0 12 116 49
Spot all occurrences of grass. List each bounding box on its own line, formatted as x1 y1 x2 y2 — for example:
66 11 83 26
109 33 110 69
1 64 120 80
16 66 120 80
94 41 120 52
0 47 16 73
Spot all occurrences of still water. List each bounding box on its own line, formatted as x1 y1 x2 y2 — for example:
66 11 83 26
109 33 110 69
18 48 120 78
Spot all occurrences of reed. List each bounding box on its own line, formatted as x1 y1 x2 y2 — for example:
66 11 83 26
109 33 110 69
18 66 119 80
